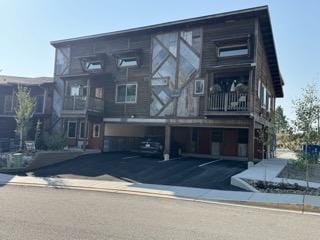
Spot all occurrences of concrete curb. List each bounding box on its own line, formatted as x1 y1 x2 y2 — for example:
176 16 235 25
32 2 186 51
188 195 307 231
1 173 319 214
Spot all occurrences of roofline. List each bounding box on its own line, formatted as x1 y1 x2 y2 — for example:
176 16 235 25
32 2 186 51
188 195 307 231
50 5 268 46
50 5 284 97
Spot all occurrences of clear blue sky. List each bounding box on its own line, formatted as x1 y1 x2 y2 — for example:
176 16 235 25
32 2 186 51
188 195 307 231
0 0 319 120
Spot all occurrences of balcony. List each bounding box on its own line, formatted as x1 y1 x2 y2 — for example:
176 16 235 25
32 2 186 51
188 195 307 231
207 92 248 112
62 96 104 114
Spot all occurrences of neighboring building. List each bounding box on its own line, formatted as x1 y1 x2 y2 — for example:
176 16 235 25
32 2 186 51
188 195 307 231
50 6 284 161
0 75 53 151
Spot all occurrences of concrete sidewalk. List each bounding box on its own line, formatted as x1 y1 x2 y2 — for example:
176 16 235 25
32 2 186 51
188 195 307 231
231 159 320 191
0 173 319 213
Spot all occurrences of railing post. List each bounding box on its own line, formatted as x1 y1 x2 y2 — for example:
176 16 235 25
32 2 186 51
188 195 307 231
224 93 228 111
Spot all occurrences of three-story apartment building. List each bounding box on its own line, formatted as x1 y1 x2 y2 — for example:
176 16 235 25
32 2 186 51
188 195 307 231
51 6 284 161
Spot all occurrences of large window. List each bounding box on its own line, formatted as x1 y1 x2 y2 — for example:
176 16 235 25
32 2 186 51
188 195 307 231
67 121 77 138
116 84 137 103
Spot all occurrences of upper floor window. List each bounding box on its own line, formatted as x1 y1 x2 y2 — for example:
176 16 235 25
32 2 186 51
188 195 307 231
86 61 103 71
117 57 139 68
95 87 103 99
34 95 44 113
67 80 88 97
80 53 106 73
4 94 15 113
218 44 249 57
116 84 137 103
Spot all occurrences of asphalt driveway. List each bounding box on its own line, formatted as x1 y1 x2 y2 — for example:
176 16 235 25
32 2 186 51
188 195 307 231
25 152 247 191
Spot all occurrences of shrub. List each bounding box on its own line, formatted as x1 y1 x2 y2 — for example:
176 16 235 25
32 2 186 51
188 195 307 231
42 132 66 150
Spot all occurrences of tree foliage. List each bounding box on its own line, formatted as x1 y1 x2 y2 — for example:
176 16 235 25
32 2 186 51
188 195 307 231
293 82 320 144
275 106 288 133
15 85 35 149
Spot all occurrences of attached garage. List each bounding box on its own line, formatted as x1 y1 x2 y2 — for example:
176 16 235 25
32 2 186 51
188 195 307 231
171 127 249 159
103 123 164 152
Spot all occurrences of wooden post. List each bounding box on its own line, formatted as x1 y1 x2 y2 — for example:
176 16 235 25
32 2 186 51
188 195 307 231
164 125 171 160
248 119 255 162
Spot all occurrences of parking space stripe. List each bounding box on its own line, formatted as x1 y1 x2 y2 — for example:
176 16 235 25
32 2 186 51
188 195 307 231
198 160 221 167
122 155 139 160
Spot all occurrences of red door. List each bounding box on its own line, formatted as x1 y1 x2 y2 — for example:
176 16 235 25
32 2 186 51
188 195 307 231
198 128 211 154
222 129 238 156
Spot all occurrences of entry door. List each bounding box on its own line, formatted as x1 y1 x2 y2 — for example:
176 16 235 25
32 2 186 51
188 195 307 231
198 128 211 154
88 122 102 149
222 129 238 156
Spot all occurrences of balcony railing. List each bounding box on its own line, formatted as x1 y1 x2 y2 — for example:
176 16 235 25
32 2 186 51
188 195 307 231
63 96 104 113
208 92 248 111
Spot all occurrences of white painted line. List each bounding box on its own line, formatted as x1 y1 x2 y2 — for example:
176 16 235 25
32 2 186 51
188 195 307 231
198 160 222 167
122 155 139 160
169 156 185 161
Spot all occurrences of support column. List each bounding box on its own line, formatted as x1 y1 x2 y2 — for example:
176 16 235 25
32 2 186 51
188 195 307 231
248 119 255 162
164 125 171 160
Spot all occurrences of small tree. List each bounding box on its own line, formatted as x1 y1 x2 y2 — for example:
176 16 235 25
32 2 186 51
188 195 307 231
293 82 320 188
15 85 35 150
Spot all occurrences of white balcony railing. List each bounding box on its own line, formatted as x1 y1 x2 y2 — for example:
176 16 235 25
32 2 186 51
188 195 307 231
63 96 104 112
208 92 248 111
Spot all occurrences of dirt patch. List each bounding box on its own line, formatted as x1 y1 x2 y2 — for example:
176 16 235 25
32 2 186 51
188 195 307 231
279 163 320 183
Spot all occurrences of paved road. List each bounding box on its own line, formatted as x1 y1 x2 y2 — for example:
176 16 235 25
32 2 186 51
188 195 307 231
24 152 246 190
0 185 319 240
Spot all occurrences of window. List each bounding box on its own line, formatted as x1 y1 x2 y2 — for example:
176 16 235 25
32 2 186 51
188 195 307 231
257 79 261 98
86 61 103 71
116 84 137 103
95 88 103 99
79 121 86 139
69 84 87 97
35 95 44 113
218 44 249 57
117 57 138 68
194 79 205 95
67 121 77 138
93 124 100 138
260 83 267 108
80 54 106 73
4 94 14 113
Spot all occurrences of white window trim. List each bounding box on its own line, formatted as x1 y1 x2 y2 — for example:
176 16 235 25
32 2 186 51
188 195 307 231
92 123 100 138
115 83 138 104
67 121 77 139
257 79 261 99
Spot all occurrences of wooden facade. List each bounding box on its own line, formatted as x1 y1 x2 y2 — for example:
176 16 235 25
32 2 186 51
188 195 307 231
0 76 53 151
51 6 284 160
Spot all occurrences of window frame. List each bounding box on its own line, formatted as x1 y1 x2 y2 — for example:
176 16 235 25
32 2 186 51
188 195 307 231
217 43 249 58
115 83 138 104
194 79 205 96
67 121 77 139
92 123 100 138
117 56 139 68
